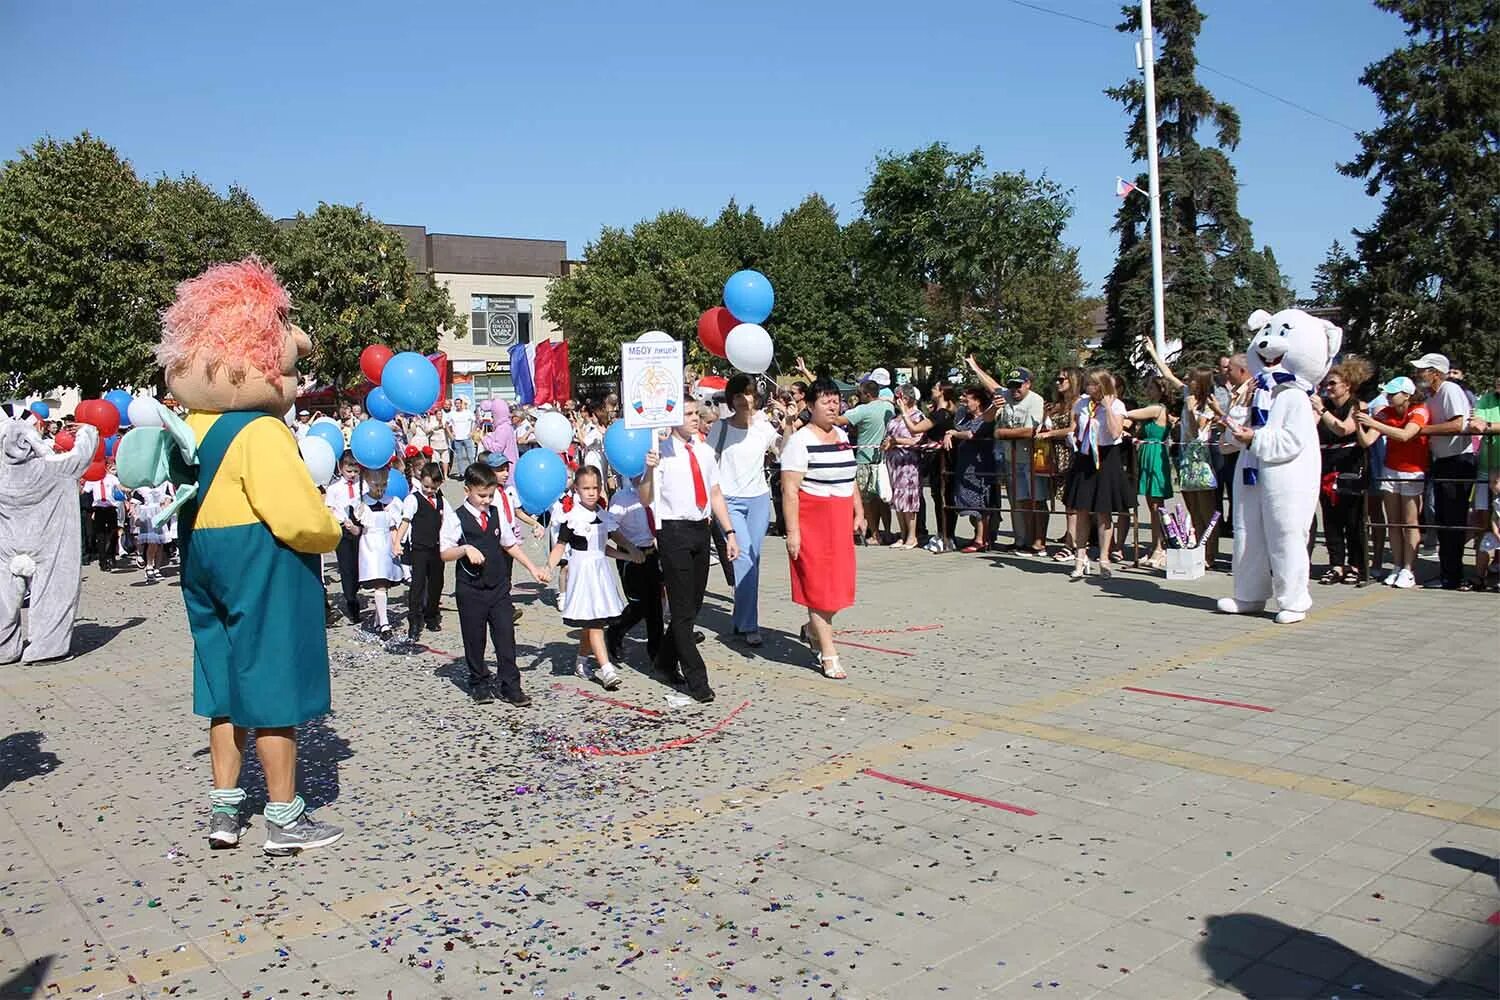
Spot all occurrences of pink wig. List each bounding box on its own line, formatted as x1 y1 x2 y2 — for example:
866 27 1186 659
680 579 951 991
157 257 291 385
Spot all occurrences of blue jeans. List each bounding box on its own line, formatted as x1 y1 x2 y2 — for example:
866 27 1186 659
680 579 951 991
725 492 771 634
450 438 475 473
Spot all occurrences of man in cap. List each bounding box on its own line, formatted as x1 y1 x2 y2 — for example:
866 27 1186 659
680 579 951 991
833 380 893 544
993 368 1047 552
1412 353 1483 589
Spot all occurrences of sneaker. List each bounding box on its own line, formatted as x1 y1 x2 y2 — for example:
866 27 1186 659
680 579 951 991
500 690 534 708
575 656 594 681
378 624 394 641
594 661 622 691
744 630 763 647
1383 570 1400 587
1394 569 1417 589
263 814 343 856
208 810 245 849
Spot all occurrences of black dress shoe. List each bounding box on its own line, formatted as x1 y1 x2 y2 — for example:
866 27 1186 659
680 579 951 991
424 618 441 631
471 683 496 705
500 690 533 708
690 688 716 704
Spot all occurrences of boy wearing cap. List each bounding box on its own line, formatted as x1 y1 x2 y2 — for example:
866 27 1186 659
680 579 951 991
1412 354 1479 589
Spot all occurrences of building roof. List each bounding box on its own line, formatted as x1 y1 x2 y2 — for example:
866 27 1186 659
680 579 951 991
278 219 567 278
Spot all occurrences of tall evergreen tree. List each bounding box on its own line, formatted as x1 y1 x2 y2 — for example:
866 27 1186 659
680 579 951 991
1101 0 1290 371
1338 0 1499 375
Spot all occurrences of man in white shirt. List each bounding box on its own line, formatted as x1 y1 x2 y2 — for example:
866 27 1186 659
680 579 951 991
1413 353 1480 589
638 407 740 703
86 466 124 570
447 398 476 475
604 478 662 663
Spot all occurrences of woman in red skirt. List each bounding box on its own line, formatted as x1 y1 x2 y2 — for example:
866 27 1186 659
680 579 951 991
781 378 866 679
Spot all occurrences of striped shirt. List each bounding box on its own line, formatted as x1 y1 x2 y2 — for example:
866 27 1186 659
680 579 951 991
780 426 856 498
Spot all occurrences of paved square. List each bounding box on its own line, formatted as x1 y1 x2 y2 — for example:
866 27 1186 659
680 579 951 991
2 519 1497 999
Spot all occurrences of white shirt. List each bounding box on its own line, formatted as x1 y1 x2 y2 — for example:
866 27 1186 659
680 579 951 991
439 499 519 551
709 416 780 499
448 409 474 440
1071 396 1128 449
1424 379 1476 459
400 490 449 523
780 426 855 498
89 474 123 509
608 483 654 547
651 433 722 522
325 477 361 521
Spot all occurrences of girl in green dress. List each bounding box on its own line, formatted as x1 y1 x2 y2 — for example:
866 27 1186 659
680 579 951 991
1125 377 1175 569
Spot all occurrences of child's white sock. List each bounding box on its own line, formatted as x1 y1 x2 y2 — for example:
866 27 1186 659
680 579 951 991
373 589 388 626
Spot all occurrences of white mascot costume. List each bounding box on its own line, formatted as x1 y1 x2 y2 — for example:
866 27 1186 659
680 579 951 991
1216 308 1341 625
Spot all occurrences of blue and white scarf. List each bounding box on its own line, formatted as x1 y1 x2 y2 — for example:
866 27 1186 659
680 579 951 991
1250 371 1314 428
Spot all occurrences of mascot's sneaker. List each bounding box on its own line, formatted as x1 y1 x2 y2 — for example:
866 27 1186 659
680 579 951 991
208 810 246 849
1274 610 1307 625
1215 598 1266 615
264 815 343 856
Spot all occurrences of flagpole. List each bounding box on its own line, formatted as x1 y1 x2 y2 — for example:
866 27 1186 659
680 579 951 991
1140 0 1167 359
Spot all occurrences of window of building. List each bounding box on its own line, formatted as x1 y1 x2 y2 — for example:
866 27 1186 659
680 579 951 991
469 295 532 348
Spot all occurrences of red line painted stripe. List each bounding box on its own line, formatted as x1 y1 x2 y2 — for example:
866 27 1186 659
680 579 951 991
550 683 662 717
571 700 750 757
1487 911 1500 926
1122 686 1275 712
860 768 1037 816
833 638 913 656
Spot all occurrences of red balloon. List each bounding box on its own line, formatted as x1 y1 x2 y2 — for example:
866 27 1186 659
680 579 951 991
360 344 394 384
697 307 736 358
76 399 120 438
93 438 106 462
53 430 76 453
82 461 106 482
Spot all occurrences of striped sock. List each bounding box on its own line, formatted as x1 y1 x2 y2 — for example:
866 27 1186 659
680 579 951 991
264 796 306 828
209 787 246 816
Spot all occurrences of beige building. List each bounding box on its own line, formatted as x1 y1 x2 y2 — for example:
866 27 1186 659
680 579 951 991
389 225 569 405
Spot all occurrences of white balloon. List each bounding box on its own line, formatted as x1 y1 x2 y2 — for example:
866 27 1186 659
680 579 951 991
299 436 337 485
313 415 340 427
534 411 574 453
637 330 673 343
127 397 164 428
725 323 774 374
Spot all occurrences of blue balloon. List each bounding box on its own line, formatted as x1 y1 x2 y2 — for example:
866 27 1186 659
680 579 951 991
385 467 410 501
723 269 774 324
104 389 134 427
381 352 440 415
365 386 398 422
603 419 652 478
350 418 396 469
514 448 568 515
308 421 346 460
104 433 119 458
29 401 49 420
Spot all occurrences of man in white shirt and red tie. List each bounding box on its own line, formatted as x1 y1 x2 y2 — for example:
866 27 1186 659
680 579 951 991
324 451 364 624
639 405 739 703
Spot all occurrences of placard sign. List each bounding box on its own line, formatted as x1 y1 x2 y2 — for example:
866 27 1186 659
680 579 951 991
621 339 684 429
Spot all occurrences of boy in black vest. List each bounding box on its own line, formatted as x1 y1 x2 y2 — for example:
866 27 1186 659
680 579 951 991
440 462 550 705
396 461 446 641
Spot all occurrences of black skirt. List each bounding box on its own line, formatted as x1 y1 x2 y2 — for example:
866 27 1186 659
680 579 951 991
1064 444 1131 514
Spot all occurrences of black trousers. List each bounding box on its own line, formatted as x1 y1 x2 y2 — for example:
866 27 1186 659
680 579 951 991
1218 450 1239 536
80 493 94 562
607 550 663 661
653 520 712 697
1431 454 1477 587
90 506 118 567
407 547 444 635
1319 491 1365 569
334 531 361 613
456 579 520 695
925 452 955 538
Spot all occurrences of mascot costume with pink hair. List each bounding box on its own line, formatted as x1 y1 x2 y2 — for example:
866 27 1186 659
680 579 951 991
117 258 345 855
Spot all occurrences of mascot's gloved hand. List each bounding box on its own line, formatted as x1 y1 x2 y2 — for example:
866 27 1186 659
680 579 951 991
115 401 200 526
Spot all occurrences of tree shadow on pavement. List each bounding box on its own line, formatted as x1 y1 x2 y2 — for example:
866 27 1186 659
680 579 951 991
0 731 60 793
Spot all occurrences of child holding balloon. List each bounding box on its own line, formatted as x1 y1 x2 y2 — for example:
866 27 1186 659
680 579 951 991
353 466 406 641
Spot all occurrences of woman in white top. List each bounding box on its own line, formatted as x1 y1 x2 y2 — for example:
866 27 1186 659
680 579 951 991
711 374 793 646
1062 369 1129 580
781 378 866 679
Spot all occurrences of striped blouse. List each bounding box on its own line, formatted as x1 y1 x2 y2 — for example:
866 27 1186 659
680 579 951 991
780 426 856 498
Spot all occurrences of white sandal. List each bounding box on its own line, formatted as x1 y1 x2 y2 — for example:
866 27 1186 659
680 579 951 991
817 653 847 680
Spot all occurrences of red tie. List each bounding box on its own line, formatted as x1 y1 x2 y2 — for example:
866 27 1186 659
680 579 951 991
477 508 488 533
686 445 708 510
498 490 512 524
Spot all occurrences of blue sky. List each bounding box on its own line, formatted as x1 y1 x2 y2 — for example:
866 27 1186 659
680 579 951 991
1 1 1404 298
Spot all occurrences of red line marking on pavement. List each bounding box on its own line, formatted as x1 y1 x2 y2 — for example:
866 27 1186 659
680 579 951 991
571 700 750 757
550 683 662 717
420 644 454 658
839 625 944 636
833 638 913 656
1122 686 1275 712
1487 911 1500 926
859 768 1037 816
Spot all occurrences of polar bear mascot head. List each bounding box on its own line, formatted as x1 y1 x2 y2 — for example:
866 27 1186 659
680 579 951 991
1245 308 1342 393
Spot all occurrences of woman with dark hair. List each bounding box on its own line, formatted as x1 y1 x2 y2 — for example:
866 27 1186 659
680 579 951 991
1064 369 1129 579
944 385 998 553
1123 376 1175 569
1142 340 1224 566
1038 367 1084 561
781 378 865 680
902 381 958 552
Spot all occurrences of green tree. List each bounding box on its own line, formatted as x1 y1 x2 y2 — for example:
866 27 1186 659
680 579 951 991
763 195 861 371
1101 0 1291 371
1308 240 1362 309
148 175 280 293
711 198 770 271
862 142 1088 379
0 133 157 396
1337 0 1499 375
275 203 462 396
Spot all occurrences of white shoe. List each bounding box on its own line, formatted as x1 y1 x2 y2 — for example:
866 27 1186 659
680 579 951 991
1273 610 1307 625
1382 570 1400 586
1216 598 1266 614
574 656 594 680
593 661 621 691
1394 569 1416 589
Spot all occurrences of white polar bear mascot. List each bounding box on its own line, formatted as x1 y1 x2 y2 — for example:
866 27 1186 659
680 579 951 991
1216 308 1341 625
